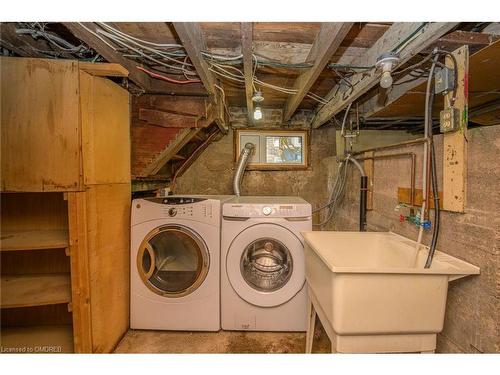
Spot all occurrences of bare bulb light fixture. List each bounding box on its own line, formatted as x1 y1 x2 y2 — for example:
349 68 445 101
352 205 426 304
253 106 263 120
252 91 264 120
375 52 400 89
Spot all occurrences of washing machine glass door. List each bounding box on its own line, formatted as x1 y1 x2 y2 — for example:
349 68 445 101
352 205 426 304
226 223 305 307
137 225 209 297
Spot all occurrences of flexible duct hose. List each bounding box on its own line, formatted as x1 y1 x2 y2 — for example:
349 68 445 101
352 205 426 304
233 143 255 196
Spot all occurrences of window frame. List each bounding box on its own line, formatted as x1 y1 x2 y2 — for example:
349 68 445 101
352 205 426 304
234 129 310 170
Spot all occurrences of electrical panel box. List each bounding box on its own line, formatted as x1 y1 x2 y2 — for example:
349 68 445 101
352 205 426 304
440 107 461 133
434 67 455 95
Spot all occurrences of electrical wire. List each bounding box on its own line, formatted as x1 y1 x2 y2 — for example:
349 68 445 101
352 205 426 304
136 66 201 84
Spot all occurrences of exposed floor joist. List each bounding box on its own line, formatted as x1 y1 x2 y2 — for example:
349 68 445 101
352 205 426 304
282 22 354 122
172 22 228 133
63 22 151 90
241 22 254 124
311 22 459 128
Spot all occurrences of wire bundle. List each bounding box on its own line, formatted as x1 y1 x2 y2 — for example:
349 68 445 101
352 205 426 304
14 22 99 61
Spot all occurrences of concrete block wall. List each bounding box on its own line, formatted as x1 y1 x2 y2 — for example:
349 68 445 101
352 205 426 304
329 125 500 353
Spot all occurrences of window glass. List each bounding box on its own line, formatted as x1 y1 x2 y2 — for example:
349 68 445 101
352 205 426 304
265 136 303 164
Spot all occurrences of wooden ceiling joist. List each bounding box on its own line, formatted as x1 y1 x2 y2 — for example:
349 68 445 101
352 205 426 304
63 22 151 90
311 22 459 128
282 23 354 122
172 22 228 133
241 23 254 124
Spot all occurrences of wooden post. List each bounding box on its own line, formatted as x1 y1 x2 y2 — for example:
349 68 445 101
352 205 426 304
442 45 469 212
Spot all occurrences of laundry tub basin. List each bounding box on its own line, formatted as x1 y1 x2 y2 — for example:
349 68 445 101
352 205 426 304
302 231 480 353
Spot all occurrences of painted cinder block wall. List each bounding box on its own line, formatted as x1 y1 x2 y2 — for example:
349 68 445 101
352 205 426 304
329 125 500 353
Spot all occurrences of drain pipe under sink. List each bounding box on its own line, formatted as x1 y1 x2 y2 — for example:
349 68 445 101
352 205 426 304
233 142 255 196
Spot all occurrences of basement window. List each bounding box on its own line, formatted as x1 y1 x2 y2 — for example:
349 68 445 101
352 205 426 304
235 130 309 170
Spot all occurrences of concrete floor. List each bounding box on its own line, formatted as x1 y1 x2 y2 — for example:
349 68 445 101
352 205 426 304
115 317 331 354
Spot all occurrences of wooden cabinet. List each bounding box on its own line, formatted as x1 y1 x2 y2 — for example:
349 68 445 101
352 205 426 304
0 57 131 353
1 57 130 192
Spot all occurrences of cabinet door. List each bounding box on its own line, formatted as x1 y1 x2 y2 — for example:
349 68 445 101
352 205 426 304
80 71 131 185
0 57 82 192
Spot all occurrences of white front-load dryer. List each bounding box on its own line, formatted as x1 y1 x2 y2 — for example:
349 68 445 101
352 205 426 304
221 196 312 331
131 195 231 331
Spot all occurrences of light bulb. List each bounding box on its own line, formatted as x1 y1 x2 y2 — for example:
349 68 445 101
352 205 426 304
380 71 393 89
253 106 262 120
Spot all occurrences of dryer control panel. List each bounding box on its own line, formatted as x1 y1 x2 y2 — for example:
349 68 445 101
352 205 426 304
223 203 311 218
132 197 220 225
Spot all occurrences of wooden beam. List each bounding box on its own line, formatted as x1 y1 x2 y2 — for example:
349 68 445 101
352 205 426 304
283 23 353 122
241 22 254 124
78 62 128 77
311 23 459 128
443 45 469 212
172 22 215 95
359 74 428 118
172 22 227 133
139 108 200 128
63 22 150 90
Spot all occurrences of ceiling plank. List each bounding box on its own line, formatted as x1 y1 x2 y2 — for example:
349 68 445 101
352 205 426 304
63 22 151 90
172 22 227 133
283 22 353 122
311 22 459 128
241 22 254 124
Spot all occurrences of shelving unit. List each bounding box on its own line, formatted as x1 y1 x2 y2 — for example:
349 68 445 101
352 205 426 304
1 274 72 309
0 192 74 352
0 230 69 252
1 57 131 353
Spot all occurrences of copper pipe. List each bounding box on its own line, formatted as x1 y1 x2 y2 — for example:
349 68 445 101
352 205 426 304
354 152 416 207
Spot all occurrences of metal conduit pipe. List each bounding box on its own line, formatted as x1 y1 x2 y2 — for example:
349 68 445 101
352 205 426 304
233 142 255 196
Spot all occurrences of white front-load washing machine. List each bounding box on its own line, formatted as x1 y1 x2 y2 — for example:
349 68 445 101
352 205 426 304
221 196 312 331
131 195 232 331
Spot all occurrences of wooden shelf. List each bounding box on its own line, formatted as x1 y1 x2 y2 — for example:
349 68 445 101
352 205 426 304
0 230 69 252
1 274 71 309
0 325 74 353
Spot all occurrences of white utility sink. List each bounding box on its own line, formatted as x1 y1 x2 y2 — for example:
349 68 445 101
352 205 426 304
302 231 480 353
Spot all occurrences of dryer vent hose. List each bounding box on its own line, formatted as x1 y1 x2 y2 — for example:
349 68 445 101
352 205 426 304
233 143 255 196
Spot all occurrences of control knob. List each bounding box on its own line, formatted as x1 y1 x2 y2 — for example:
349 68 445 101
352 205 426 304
262 206 272 216
168 208 177 217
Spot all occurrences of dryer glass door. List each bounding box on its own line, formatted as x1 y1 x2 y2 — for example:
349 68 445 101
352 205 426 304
137 225 209 297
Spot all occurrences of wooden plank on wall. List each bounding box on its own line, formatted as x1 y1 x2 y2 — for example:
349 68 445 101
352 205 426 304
311 23 458 128
283 23 353 122
80 71 131 185
67 192 93 353
0 57 82 192
443 45 469 212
